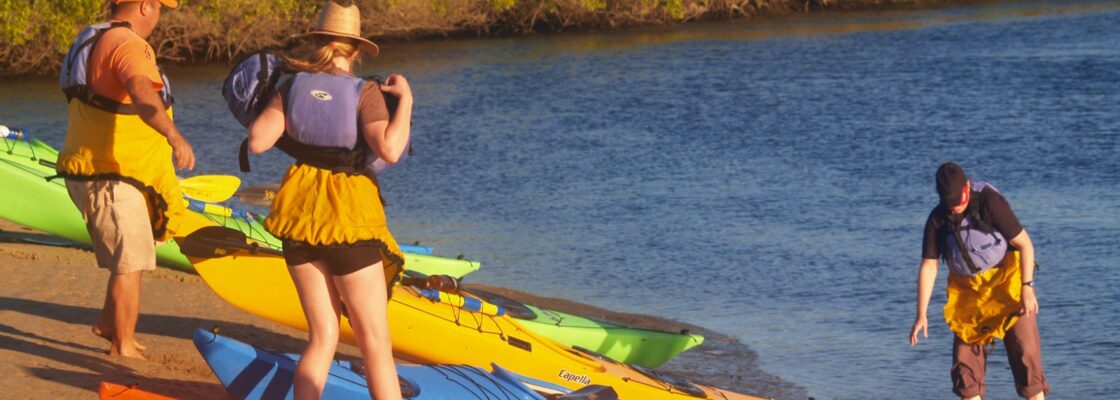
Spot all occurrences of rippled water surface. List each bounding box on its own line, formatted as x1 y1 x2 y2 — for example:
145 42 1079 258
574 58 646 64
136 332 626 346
3 1 1119 398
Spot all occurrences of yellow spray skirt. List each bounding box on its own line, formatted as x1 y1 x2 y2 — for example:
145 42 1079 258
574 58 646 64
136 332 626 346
944 250 1022 345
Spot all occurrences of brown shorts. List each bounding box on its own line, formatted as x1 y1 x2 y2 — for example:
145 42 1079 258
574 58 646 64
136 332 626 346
281 240 382 276
65 180 157 274
952 312 1050 398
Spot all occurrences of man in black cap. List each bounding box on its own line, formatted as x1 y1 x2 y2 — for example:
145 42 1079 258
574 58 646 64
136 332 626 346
909 162 1049 400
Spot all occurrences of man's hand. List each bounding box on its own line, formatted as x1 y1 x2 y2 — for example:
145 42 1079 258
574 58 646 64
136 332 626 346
167 132 195 171
1020 286 1039 316
123 75 193 170
910 315 928 346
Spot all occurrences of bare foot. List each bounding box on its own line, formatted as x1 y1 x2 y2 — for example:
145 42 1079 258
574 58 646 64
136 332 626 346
109 344 148 361
92 325 147 351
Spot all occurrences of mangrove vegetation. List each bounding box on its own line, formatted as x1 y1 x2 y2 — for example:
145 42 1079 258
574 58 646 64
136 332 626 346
2 0 931 76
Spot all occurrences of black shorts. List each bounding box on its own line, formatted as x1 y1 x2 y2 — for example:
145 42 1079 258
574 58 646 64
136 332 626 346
281 240 382 276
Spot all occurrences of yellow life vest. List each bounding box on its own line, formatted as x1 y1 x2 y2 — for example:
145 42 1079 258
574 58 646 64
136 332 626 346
56 100 185 242
943 249 1022 345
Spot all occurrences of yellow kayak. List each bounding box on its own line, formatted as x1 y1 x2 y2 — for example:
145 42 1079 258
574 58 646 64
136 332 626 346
176 226 767 400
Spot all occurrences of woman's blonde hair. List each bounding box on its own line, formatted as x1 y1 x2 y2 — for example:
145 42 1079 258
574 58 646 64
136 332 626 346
283 36 361 73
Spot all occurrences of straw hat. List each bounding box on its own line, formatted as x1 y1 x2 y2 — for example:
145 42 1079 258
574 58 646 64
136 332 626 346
294 0 379 56
112 0 179 9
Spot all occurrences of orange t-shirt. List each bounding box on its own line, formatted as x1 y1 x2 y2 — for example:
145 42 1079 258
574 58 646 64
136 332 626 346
86 23 164 103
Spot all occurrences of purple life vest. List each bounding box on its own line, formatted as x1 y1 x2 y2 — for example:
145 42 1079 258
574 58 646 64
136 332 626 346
276 72 410 175
943 180 1009 277
284 72 366 149
60 22 173 114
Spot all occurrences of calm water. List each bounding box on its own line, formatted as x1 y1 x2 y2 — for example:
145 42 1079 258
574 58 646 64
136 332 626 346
3 1 1119 398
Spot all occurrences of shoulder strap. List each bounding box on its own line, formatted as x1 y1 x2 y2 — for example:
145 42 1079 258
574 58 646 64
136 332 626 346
239 138 252 172
250 52 287 119
966 194 997 234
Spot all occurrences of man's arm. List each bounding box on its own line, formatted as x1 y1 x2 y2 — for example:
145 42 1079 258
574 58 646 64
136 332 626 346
123 75 194 170
1009 229 1038 316
910 257 939 346
982 189 1037 316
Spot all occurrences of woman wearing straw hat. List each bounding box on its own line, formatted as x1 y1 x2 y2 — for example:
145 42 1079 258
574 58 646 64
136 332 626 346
247 1 411 398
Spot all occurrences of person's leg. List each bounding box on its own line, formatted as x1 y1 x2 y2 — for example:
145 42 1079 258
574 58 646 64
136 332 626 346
953 335 988 400
333 259 400 400
66 180 151 355
1005 313 1049 399
93 279 116 345
288 260 342 400
106 270 145 359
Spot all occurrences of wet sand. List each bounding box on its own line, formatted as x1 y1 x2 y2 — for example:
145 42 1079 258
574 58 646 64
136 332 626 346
0 218 806 399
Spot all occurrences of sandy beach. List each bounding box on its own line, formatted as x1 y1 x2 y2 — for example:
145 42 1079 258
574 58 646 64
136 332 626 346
0 218 804 399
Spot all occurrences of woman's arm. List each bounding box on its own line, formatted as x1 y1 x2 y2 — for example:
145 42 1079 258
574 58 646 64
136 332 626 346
362 74 413 163
248 95 285 154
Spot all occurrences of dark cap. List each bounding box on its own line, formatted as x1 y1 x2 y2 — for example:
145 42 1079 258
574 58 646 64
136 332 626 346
936 162 968 208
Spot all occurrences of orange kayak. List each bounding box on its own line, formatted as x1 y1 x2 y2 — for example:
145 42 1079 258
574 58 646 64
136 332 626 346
98 382 176 400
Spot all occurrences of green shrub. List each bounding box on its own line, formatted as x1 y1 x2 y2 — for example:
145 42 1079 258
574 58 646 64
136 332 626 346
0 0 922 76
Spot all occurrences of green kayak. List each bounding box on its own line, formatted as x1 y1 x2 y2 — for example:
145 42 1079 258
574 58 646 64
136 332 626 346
0 136 88 244
0 133 480 277
466 287 705 368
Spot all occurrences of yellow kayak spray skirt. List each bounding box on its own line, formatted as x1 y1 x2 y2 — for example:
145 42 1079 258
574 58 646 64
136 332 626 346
263 163 404 279
944 250 1022 345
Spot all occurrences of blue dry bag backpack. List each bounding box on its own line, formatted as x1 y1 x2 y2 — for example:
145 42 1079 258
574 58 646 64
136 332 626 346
222 51 289 128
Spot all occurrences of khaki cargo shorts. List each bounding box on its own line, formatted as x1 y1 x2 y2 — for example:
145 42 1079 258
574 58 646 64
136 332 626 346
65 180 157 274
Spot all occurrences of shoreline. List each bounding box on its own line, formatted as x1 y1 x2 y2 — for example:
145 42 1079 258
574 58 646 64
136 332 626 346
463 284 807 399
2 0 1004 77
0 218 806 399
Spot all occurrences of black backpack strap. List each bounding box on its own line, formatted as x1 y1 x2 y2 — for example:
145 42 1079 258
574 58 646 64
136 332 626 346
242 134 369 174
239 138 252 172
966 198 997 235
256 52 271 81
246 52 270 115
274 135 366 175
247 52 283 119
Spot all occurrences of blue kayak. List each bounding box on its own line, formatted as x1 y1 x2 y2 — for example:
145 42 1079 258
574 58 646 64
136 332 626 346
399 243 432 255
192 328 545 400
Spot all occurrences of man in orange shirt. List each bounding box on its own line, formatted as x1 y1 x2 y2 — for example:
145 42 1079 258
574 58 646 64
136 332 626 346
56 0 193 359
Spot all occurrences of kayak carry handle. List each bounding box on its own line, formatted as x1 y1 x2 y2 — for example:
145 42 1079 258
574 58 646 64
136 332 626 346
419 288 505 316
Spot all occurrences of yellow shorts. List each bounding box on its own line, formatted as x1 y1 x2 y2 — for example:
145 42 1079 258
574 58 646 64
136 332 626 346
65 179 157 274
